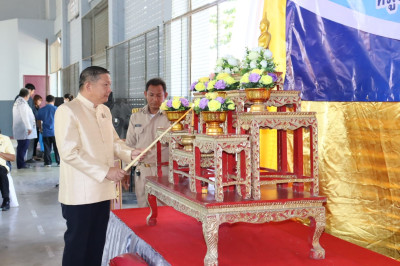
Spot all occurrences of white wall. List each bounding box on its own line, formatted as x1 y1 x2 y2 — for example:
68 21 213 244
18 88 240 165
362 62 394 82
18 19 55 88
0 19 20 100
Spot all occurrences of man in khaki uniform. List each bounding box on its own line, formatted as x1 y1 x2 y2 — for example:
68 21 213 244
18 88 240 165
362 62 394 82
126 78 170 207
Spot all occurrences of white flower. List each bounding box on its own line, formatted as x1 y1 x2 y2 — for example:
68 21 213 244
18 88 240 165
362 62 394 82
215 66 223 73
233 67 239 72
248 51 260 61
227 58 238 66
260 60 267 68
250 60 257 69
252 47 262 53
216 58 224 66
224 68 231 74
264 49 273 59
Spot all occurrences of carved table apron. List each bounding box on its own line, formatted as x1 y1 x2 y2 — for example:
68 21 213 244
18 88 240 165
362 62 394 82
145 175 326 266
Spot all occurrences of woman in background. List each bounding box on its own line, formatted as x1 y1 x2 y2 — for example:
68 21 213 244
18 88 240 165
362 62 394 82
63 93 74 103
32 95 42 161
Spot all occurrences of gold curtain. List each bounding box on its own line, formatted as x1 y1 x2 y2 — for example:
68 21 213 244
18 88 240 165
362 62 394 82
259 0 400 260
302 101 400 259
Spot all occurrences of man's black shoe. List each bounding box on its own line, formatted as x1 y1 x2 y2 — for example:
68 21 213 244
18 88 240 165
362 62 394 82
25 159 36 163
1 198 10 211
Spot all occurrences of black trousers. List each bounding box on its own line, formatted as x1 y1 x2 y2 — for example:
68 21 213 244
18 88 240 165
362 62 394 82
16 139 29 169
61 200 110 266
32 127 40 157
0 165 9 199
43 136 60 165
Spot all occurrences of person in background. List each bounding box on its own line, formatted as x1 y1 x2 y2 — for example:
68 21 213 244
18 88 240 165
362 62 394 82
32 95 43 161
63 93 74 103
125 78 170 207
0 130 16 211
55 66 143 266
38 95 59 167
24 83 37 164
12 88 37 169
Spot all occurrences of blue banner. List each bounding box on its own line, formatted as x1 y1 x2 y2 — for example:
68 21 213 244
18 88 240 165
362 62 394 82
285 0 400 101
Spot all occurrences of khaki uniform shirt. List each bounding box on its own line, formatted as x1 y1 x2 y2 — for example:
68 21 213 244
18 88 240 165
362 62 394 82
55 94 133 205
0 134 15 172
125 105 170 166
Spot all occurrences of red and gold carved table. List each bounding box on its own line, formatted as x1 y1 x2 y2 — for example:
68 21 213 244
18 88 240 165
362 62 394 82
193 90 302 112
193 134 251 202
145 175 326 266
237 112 319 200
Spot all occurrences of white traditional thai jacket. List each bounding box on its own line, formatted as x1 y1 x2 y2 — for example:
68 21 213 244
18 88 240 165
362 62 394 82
55 93 133 205
12 97 37 140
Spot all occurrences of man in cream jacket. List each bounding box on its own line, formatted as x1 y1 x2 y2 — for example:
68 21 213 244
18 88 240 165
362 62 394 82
55 66 142 266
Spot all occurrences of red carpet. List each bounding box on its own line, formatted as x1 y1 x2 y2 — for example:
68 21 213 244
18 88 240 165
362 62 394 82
113 207 399 266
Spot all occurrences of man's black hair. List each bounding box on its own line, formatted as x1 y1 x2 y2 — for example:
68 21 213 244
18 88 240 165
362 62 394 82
19 88 30 97
25 83 36 90
145 78 167 92
79 66 110 90
46 95 55 102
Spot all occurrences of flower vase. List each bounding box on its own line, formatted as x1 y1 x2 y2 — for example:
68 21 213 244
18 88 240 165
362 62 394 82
245 88 271 112
201 111 227 135
165 110 187 131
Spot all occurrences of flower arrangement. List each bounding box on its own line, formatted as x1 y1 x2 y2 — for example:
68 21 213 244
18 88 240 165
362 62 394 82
214 55 240 74
240 69 278 89
193 92 235 114
241 47 276 74
207 73 239 92
160 96 192 111
190 77 210 92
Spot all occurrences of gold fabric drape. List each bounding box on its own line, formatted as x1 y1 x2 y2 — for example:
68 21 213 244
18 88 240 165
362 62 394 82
302 101 400 260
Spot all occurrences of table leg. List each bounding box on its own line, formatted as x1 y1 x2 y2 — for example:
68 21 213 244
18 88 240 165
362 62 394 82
146 194 158 226
309 207 326 259
202 215 220 266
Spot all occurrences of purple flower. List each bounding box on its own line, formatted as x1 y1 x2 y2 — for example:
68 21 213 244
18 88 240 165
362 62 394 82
204 82 209 88
199 98 209 109
268 73 278 82
215 80 227 90
215 97 225 104
249 73 261 83
190 81 198 91
166 100 173 108
180 97 189 107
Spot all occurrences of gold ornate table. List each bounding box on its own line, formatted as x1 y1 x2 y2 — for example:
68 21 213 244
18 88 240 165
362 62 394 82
193 134 251 202
193 90 302 112
237 112 319 200
145 175 326 266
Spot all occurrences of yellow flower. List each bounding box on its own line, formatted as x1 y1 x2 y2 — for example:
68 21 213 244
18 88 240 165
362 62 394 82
240 73 250 83
224 76 235 85
205 92 218 100
194 98 201 107
208 99 221 111
160 101 168 111
172 98 181 109
207 80 216 90
189 102 194 108
225 99 234 105
260 75 273 85
173 96 180 100
251 69 263 75
227 103 235 110
195 82 206 91
216 73 229 80
199 77 209 83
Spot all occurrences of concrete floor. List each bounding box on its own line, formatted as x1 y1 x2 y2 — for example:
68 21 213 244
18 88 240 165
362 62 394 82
0 159 138 266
